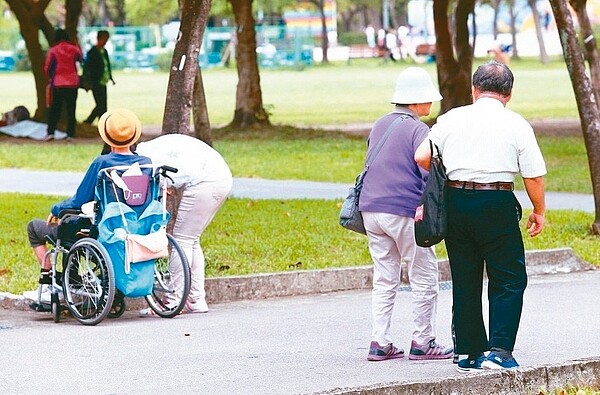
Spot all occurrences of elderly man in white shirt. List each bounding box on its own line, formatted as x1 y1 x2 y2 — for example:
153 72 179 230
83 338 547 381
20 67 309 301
415 61 546 372
136 134 232 315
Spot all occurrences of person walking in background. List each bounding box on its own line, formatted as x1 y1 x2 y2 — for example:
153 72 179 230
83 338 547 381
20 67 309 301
384 29 398 62
136 134 232 315
360 67 453 362
44 28 83 141
364 24 376 49
83 30 115 125
415 61 546 371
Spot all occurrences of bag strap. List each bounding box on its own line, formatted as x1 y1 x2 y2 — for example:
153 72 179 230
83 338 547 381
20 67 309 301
429 139 442 160
365 114 408 169
108 172 130 233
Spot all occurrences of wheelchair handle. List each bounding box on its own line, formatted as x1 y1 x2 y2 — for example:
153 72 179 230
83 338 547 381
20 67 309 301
159 165 178 174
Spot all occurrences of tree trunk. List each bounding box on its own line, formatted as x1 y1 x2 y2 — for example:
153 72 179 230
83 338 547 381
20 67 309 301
569 0 600 106
434 0 474 115
6 0 52 121
308 0 329 64
193 69 213 146
319 1 329 63
492 0 500 40
528 0 549 64
65 0 82 41
161 0 210 136
471 7 477 57
99 0 109 25
228 0 270 129
549 0 600 233
509 0 520 59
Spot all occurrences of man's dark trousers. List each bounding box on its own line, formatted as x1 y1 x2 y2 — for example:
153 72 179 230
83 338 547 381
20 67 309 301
445 187 527 355
85 84 107 124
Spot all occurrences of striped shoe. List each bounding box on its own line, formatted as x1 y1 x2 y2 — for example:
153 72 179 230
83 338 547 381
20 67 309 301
367 341 405 361
408 340 453 360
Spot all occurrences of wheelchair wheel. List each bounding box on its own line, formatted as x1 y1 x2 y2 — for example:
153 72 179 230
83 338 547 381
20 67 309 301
145 234 191 318
62 238 115 326
108 291 126 319
51 293 61 323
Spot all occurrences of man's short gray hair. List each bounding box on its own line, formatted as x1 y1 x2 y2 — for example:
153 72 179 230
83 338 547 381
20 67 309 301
472 61 514 97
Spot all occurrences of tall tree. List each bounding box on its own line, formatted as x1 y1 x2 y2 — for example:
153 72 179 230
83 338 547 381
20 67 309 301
193 69 212 145
527 0 549 63
549 0 600 233
307 0 329 63
228 0 270 128
507 0 520 60
5 0 70 120
162 0 211 136
569 0 600 105
433 0 475 114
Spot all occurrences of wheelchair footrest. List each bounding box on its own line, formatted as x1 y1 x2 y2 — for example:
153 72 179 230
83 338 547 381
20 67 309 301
29 302 52 313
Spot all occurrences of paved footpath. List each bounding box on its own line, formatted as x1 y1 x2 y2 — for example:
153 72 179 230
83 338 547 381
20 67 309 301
1 271 600 394
0 168 595 211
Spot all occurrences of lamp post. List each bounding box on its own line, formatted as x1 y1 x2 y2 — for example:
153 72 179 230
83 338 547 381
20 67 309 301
383 0 390 30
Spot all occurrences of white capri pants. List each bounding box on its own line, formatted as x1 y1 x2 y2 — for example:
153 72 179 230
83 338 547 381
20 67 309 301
363 212 440 346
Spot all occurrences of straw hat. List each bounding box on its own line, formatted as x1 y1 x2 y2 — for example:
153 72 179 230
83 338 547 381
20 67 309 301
390 67 442 104
98 109 142 148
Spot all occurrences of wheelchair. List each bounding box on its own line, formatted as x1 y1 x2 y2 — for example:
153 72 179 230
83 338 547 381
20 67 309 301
29 164 191 326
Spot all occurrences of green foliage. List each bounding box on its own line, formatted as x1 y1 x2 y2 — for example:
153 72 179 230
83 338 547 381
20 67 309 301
124 0 179 26
338 32 367 46
154 49 173 71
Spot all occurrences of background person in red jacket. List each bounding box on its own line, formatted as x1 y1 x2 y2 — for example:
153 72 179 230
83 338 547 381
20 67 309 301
44 28 83 141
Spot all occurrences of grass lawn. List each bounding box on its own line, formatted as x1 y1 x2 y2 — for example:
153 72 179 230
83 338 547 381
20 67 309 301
1 192 598 295
0 57 578 127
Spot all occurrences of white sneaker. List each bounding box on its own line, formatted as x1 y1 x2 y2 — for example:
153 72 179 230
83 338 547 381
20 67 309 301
139 308 158 317
23 285 51 303
184 299 209 314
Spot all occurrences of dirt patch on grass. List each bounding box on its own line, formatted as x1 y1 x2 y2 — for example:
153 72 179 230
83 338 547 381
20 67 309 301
0 118 583 145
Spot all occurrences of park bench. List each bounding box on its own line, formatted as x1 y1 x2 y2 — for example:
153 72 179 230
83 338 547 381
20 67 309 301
347 44 379 63
415 43 436 62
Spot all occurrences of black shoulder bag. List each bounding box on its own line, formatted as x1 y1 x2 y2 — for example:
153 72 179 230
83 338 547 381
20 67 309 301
414 140 448 247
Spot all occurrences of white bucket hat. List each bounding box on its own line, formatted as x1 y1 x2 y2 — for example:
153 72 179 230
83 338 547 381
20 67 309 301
390 67 442 104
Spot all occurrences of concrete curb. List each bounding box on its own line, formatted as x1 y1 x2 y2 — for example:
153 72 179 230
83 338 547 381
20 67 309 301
1 247 594 311
316 358 600 395
204 247 593 304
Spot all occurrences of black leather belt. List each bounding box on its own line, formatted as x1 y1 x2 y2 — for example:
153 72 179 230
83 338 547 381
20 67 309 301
448 180 514 191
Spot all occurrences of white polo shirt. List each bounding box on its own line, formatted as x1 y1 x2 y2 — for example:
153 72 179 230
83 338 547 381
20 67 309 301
428 98 546 183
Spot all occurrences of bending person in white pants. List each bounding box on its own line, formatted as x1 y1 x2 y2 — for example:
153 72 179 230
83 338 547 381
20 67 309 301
136 134 232 314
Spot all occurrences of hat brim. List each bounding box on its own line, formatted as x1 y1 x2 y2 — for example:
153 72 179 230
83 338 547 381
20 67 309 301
98 109 142 148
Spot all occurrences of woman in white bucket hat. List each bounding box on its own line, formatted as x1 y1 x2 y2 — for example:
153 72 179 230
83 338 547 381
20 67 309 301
359 67 453 362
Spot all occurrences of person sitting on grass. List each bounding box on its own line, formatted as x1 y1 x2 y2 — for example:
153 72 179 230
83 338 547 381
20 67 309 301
24 109 150 303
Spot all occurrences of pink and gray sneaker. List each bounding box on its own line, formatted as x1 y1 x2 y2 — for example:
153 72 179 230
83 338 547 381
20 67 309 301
408 340 453 360
367 341 405 361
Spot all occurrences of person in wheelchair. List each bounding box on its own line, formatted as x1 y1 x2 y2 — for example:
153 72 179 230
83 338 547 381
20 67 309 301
25 108 150 301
